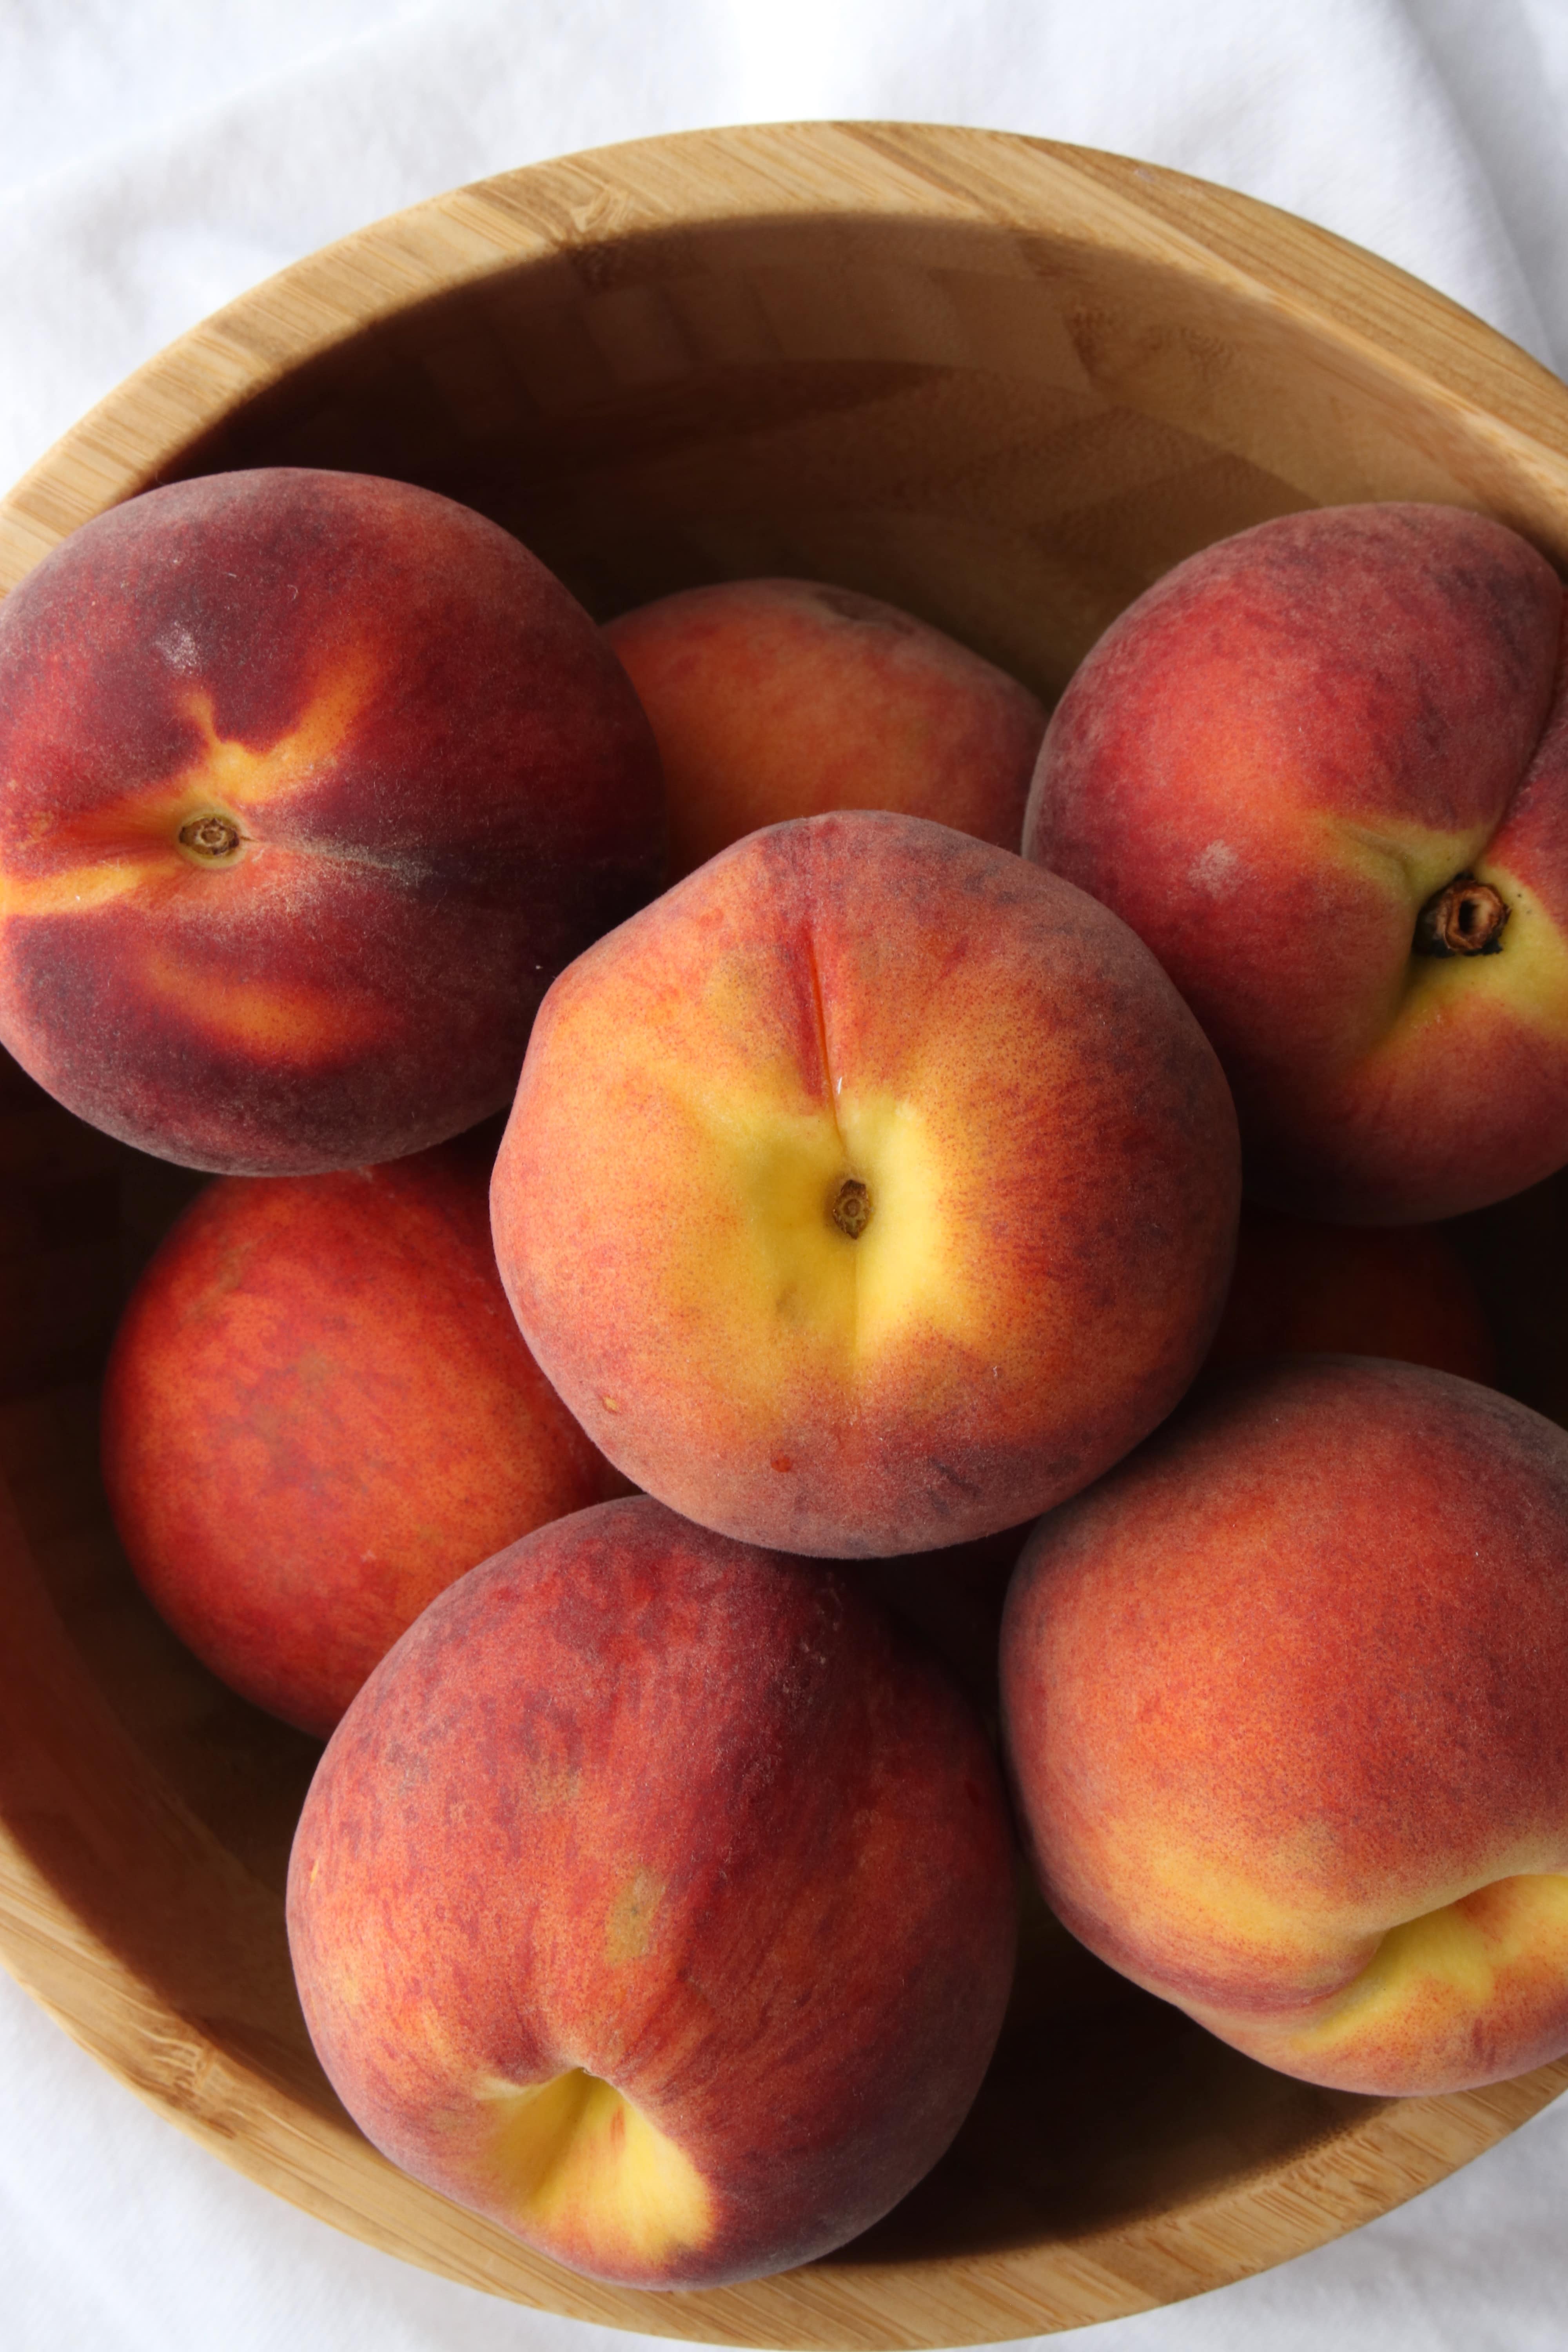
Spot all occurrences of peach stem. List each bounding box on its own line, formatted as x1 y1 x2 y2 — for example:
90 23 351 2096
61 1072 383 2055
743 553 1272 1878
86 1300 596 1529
178 813 243 860
1413 875 1509 958
830 1176 872 1238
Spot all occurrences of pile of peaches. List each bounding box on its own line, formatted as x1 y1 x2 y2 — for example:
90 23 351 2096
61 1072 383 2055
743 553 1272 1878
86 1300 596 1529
1 465 1566 2292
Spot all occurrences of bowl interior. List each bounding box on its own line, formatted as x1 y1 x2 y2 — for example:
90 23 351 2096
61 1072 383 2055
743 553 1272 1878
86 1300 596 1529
3 123 1568 2347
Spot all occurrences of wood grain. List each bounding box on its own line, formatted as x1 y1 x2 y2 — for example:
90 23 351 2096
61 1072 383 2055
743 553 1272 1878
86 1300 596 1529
0 122 1566 2345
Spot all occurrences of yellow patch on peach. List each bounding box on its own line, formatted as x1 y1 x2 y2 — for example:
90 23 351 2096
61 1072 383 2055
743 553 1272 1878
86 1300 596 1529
837 1092 968 1358
178 659 377 809
1323 809 1486 912
1316 809 1484 1041
1065 1816 1377 2007
655 1065 986 1383
0 659 379 924
485 2069 715 2274
138 946 385 1058
0 855 152 918
1283 1871 1568 2062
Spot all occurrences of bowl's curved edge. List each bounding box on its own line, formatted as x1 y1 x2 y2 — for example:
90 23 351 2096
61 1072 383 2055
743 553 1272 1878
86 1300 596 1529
0 119 1566 2345
7 118 1568 596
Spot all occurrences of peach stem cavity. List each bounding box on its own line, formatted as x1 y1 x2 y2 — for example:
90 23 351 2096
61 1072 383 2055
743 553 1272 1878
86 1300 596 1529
177 811 245 864
830 1175 872 1239
1414 873 1509 958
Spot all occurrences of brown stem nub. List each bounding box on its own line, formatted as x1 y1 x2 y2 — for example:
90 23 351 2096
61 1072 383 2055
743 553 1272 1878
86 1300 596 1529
1413 874 1510 958
830 1176 872 1240
178 813 243 861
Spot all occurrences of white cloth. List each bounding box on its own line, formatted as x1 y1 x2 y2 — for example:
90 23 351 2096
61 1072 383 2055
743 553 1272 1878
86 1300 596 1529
4 2 1568 2345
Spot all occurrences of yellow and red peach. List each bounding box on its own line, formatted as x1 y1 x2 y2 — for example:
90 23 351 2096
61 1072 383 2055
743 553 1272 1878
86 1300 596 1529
287 1495 1018 2287
0 467 664 1174
102 1137 628 1737
1000 1356 1568 2093
1206 1205 1497 1382
1024 502 1568 1222
605 577 1044 878
490 810 1240 1557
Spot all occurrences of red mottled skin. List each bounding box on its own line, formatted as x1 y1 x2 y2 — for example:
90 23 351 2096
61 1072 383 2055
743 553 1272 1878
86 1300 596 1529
0 468 664 1174
1024 503 1568 1222
490 811 1241 1557
1206 1206 1497 1383
604 578 1045 878
287 1497 1018 2288
102 1139 628 1736
1001 1358 1568 2093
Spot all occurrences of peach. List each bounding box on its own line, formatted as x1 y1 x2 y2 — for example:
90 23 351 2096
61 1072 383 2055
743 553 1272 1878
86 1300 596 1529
1024 502 1568 1222
1206 1205 1497 1382
0 467 664 1174
490 810 1241 1558
604 578 1044 878
1000 1357 1568 2093
101 1136 628 1737
287 1496 1018 2287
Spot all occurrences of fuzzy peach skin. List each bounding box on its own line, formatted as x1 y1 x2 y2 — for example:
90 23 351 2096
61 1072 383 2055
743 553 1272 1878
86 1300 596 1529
604 578 1045 879
101 1137 628 1737
287 1496 1018 2288
1206 1205 1497 1383
1000 1357 1568 2094
490 810 1241 1558
0 467 663 1174
1024 502 1568 1223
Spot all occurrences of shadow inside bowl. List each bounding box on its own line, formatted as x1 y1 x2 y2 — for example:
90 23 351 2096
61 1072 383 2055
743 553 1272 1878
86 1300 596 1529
163 207 1369 705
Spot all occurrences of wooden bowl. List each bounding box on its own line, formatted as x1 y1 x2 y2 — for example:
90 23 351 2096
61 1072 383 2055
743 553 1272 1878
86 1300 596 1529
1 121 1566 2347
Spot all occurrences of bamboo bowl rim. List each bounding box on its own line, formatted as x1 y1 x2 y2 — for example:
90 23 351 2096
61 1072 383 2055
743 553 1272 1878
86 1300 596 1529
1 120 1566 2347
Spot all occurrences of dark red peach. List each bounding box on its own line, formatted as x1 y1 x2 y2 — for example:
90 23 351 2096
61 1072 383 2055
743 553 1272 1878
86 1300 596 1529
0 467 664 1173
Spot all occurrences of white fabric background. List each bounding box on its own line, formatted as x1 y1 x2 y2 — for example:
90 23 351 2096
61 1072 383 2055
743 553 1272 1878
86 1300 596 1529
4 1 1568 2345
